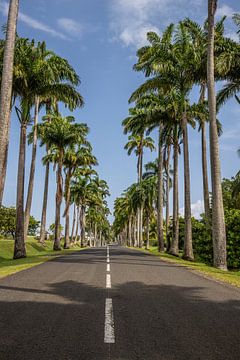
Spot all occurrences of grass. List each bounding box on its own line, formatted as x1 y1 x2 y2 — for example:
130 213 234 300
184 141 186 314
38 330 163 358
132 246 240 288
0 237 84 279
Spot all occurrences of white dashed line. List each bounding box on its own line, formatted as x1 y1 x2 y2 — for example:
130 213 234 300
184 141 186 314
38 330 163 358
106 273 111 288
107 263 110 272
104 298 115 343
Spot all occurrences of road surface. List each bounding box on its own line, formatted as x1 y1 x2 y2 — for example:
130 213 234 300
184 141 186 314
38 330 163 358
0 245 239 359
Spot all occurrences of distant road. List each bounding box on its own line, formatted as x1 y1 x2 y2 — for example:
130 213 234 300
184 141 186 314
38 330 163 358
0 245 239 359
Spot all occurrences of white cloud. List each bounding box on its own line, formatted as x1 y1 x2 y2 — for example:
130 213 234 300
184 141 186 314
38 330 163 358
0 1 67 39
109 0 205 47
57 18 83 37
216 4 235 18
180 200 204 219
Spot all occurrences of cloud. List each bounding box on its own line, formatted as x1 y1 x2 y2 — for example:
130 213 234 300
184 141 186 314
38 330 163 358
57 18 83 37
216 4 235 18
180 200 204 219
109 0 205 47
0 1 67 39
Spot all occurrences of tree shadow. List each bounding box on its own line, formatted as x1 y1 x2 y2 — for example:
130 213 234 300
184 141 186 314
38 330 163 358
0 275 239 359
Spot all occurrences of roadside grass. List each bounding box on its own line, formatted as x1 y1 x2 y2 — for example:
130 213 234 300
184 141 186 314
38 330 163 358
0 237 84 279
132 246 240 288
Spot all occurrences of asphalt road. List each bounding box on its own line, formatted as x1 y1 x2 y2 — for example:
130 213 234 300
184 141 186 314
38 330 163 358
0 245 240 360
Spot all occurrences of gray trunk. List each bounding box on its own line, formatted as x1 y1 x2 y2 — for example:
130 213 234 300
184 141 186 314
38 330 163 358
39 153 50 244
54 152 63 250
24 96 39 239
170 127 179 256
70 203 76 243
207 0 227 270
182 110 194 261
157 123 164 252
165 144 171 251
0 0 19 205
14 123 27 259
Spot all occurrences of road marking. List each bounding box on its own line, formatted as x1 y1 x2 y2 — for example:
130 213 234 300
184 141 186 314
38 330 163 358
107 258 110 263
104 298 115 343
107 263 110 272
106 273 111 288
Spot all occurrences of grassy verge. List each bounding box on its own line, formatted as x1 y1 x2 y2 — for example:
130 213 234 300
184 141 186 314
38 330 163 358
131 246 240 288
0 237 84 279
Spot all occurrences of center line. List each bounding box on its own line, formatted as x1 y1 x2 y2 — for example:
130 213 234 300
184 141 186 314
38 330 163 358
106 273 111 288
104 298 115 343
107 263 110 272
107 258 110 263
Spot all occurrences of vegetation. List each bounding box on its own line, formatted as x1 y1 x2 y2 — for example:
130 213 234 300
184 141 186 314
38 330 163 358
113 2 240 271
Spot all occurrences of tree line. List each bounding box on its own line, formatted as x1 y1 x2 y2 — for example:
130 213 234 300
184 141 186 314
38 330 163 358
113 1 240 271
0 1 111 259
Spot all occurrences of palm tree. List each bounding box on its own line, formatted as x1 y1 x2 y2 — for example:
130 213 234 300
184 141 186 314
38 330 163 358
40 114 82 250
63 147 97 248
124 131 155 247
0 0 19 205
207 0 227 270
25 41 84 241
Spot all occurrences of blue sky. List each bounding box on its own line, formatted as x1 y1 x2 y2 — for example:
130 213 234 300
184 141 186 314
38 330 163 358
0 0 240 227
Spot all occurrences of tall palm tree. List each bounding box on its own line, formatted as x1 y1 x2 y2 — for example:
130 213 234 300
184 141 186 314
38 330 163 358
0 0 19 205
124 131 155 247
207 0 227 270
25 41 84 241
63 147 97 248
40 114 82 250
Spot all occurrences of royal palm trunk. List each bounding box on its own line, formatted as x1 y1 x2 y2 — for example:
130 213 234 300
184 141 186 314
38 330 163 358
0 0 19 205
165 144 171 251
64 172 71 249
182 110 194 261
74 206 79 244
170 126 179 256
54 149 64 250
200 84 211 221
80 205 86 248
70 203 76 243
39 155 49 244
157 123 164 252
207 0 227 270
24 96 39 240
146 215 150 250
14 123 27 259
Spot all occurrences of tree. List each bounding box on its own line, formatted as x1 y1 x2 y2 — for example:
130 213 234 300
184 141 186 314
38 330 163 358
207 0 227 270
0 0 19 204
40 114 82 250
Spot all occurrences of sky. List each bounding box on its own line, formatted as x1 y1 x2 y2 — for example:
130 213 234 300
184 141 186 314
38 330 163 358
0 0 240 227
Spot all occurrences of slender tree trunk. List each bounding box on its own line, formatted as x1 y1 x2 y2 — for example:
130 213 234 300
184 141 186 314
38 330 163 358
157 123 164 252
39 154 49 244
182 110 194 261
0 0 19 205
170 127 179 256
133 216 137 247
54 151 63 250
24 96 39 240
14 123 27 259
80 206 86 248
207 0 227 270
74 206 79 244
200 84 211 221
165 144 171 252
64 172 71 249
94 223 97 247
70 203 76 244
128 216 132 246
146 215 150 250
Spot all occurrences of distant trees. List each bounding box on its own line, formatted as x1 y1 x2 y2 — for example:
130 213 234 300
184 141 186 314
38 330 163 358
0 206 39 238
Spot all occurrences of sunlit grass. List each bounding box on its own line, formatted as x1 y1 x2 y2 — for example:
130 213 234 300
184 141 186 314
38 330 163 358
131 246 240 288
0 237 84 279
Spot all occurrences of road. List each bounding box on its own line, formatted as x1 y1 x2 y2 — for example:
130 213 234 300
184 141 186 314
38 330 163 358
0 245 239 360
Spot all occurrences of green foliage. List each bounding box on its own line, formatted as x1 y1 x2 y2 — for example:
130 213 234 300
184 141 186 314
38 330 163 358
0 207 39 238
49 223 63 235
